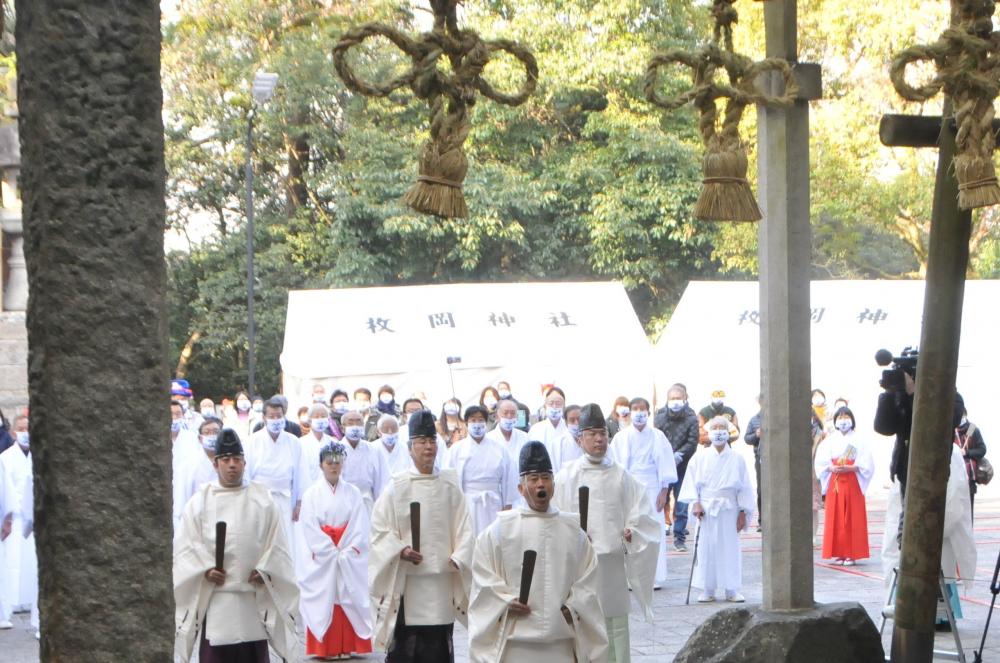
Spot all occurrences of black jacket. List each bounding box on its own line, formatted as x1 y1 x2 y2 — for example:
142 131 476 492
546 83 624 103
875 389 964 488
745 411 762 460
654 405 699 469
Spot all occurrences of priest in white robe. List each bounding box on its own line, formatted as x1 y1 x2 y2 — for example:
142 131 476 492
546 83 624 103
470 440 608 662
19 451 38 637
0 439 10 630
341 409 390 512
298 441 373 658
528 387 580 473
175 418 224 536
609 397 676 588
375 413 414 481
678 416 755 603
1 414 35 614
173 429 300 663
244 398 311 559
369 410 474 663
487 399 531 461
443 405 518 536
295 403 334 573
554 404 659 662
172 400 203 531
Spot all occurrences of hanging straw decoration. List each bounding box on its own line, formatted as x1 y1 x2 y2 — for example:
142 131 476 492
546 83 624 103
644 0 798 222
333 0 538 218
891 0 1000 210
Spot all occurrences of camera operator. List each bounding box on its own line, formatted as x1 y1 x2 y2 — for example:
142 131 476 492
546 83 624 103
874 349 965 545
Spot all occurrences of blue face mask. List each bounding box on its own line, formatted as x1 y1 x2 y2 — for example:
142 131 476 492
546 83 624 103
632 410 649 426
15 431 29 448
468 422 487 439
569 424 580 438
547 407 563 422
311 418 329 433
265 418 285 435
333 402 349 415
201 434 217 450
498 417 516 432
345 425 365 441
382 433 399 447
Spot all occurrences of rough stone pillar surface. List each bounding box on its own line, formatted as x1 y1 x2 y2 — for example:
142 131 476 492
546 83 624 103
757 0 815 612
16 1 172 660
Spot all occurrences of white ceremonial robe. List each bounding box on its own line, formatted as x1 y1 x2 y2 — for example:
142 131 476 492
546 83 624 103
342 439 389 512
369 468 474 652
609 424 677 585
245 428 311 557
172 430 202 530
294 431 332 574
173 480 300 661
0 456 9 621
20 466 38 630
486 426 531 465
175 449 217 539
678 445 755 594
298 478 372 642
224 413 258 442
882 446 976 589
375 438 414 485
443 435 518 536
528 419 580 473
814 430 875 495
0 444 35 609
554 455 660 623
469 505 609 663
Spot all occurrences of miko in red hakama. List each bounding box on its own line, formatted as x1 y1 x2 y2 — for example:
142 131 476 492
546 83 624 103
305 524 373 658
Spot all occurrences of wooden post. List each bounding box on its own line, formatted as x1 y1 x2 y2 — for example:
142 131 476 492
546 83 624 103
758 0 817 612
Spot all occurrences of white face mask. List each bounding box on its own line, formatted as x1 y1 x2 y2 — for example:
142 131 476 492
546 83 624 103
961 416 969 426
668 399 686 412
498 417 516 432
710 429 729 446
569 423 581 438
498 389 511 399
616 406 630 417
333 401 349 415
379 393 393 404
311 418 328 432
265 418 285 435
237 399 251 412
835 419 853 433
171 420 184 433
631 410 649 426
382 433 399 447
484 397 498 409
812 395 825 407
547 406 563 422
312 393 326 403
345 425 365 441
444 403 460 417
355 400 371 412
15 431 29 448
468 422 487 439
201 434 217 451
711 398 724 407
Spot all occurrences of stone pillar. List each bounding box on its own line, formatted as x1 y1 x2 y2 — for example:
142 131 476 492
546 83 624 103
757 0 815 611
16 2 172 660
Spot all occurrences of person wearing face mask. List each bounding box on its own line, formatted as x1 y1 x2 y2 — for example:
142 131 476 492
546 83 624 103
339 410 389 514
311 382 328 405
171 379 205 432
679 417 755 603
606 396 631 440
245 397 312 560
171 401 203 528
654 384 701 552
225 390 256 441
375 384 401 423
252 394 303 438
297 406 313 436
814 407 873 566
497 381 531 432
199 398 217 419
443 406 518 537
352 388 381 442
697 390 739 446
609 397 677 589
566 405 582 443
486 399 530 472
468 441 608 662
479 386 501 431
528 387 579 473
375 414 412 481
1 414 35 626
437 398 467 450
173 417 224 535
553 404 659 662
327 389 350 441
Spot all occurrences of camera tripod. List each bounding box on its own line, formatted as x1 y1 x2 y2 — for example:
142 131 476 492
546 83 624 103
973 548 1000 662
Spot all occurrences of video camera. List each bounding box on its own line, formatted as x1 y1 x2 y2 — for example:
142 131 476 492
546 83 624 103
875 346 919 392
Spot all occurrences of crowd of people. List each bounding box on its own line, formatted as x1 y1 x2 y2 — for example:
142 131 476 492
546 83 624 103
0 370 988 660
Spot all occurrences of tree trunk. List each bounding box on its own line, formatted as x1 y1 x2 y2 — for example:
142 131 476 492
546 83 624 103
175 329 202 378
17 1 173 660
285 109 310 218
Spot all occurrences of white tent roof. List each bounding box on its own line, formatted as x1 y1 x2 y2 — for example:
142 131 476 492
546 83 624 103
281 281 653 415
653 279 1000 495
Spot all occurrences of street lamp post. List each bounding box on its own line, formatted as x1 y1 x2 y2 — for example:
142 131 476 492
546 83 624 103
245 71 278 399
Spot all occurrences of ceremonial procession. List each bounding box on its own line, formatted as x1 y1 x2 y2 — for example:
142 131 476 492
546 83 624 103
10 0 1000 661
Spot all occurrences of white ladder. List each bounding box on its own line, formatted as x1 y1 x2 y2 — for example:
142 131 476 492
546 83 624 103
879 568 966 662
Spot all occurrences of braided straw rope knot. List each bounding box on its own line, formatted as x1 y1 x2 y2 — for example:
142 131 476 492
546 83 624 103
891 0 1000 210
644 0 798 222
332 1 538 218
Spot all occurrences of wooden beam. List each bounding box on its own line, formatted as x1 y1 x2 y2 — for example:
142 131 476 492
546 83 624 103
880 113 1000 148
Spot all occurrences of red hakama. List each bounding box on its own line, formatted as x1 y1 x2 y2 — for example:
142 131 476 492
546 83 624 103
822 460 869 560
304 524 373 657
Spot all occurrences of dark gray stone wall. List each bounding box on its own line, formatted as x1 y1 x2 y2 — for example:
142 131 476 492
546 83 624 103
16 2 172 660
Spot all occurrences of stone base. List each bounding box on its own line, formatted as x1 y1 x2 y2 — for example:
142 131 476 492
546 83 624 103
674 602 885 663
0 311 27 415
